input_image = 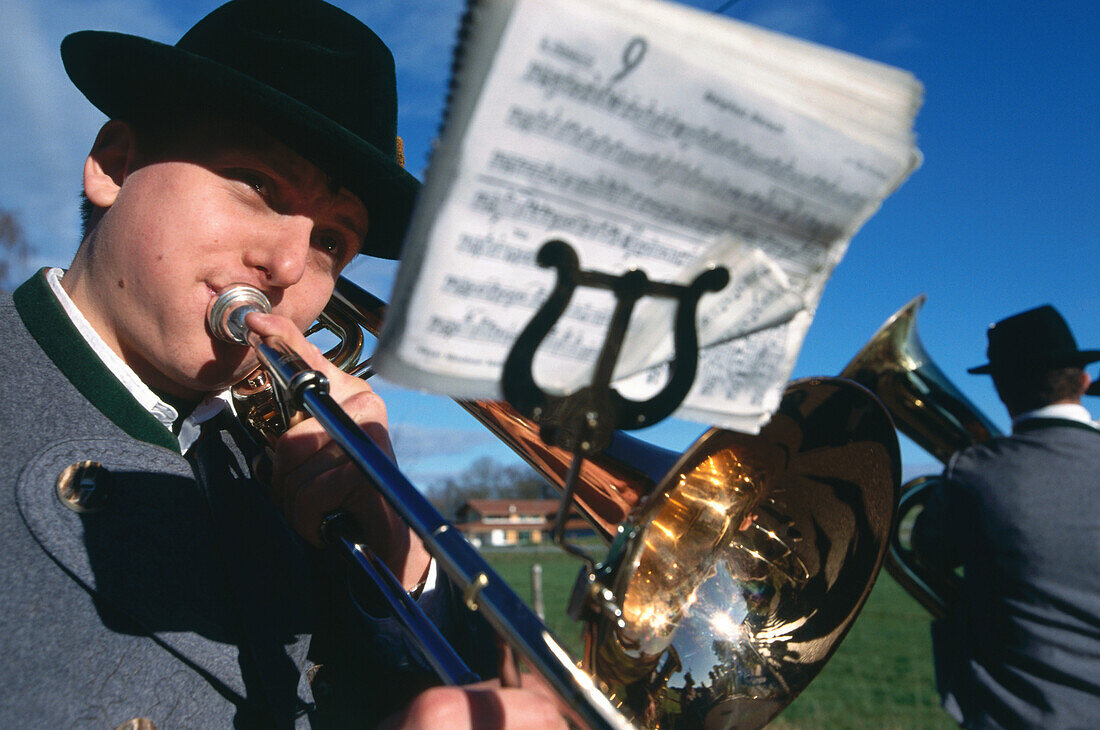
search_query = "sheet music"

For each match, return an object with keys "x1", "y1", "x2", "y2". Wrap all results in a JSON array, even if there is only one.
[{"x1": 376, "y1": 0, "x2": 922, "y2": 432}]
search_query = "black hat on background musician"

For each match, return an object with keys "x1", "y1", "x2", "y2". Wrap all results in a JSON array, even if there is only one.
[
  {"x1": 59, "y1": 0, "x2": 418, "y2": 260},
  {"x1": 968, "y1": 305, "x2": 1100, "y2": 378}
]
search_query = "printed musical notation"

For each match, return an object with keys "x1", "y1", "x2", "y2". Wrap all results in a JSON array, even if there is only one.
[{"x1": 376, "y1": 0, "x2": 922, "y2": 432}]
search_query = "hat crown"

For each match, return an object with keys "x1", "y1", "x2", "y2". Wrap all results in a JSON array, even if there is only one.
[
  {"x1": 176, "y1": 0, "x2": 397, "y2": 159},
  {"x1": 984, "y1": 305, "x2": 1081, "y2": 372}
]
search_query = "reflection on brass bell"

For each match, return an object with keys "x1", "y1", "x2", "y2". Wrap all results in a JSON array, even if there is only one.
[
  {"x1": 56, "y1": 460, "x2": 112, "y2": 513},
  {"x1": 114, "y1": 719, "x2": 157, "y2": 730}
]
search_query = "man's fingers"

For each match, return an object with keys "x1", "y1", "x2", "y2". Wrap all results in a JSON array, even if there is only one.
[
  {"x1": 278, "y1": 439, "x2": 348, "y2": 517},
  {"x1": 285, "y1": 462, "x2": 370, "y2": 547},
  {"x1": 240, "y1": 308, "x2": 413, "y2": 566},
  {"x1": 273, "y1": 431, "x2": 343, "y2": 492},
  {"x1": 378, "y1": 686, "x2": 569, "y2": 730},
  {"x1": 244, "y1": 310, "x2": 351, "y2": 390},
  {"x1": 271, "y1": 388, "x2": 393, "y2": 479},
  {"x1": 244, "y1": 311, "x2": 326, "y2": 362}
]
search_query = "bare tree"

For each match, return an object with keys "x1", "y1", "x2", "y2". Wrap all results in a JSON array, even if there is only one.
[
  {"x1": 427, "y1": 456, "x2": 555, "y2": 519},
  {"x1": 0, "y1": 209, "x2": 32, "y2": 292}
]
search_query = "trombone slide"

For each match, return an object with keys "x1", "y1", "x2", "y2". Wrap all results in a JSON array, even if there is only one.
[{"x1": 208, "y1": 283, "x2": 634, "y2": 730}]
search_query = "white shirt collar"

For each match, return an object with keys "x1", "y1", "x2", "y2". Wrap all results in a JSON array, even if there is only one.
[
  {"x1": 1012, "y1": 402, "x2": 1097, "y2": 430},
  {"x1": 46, "y1": 267, "x2": 227, "y2": 452}
]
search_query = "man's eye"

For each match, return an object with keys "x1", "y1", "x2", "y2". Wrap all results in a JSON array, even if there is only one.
[
  {"x1": 228, "y1": 169, "x2": 270, "y2": 197},
  {"x1": 243, "y1": 173, "x2": 269, "y2": 196},
  {"x1": 314, "y1": 232, "x2": 345, "y2": 258}
]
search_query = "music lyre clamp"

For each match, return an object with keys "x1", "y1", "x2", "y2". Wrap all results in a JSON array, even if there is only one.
[
  {"x1": 504, "y1": 239, "x2": 730, "y2": 456},
  {"x1": 501, "y1": 239, "x2": 728, "y2": 568}
]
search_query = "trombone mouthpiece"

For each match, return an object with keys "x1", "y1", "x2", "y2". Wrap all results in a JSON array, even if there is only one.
[{"x1": 207, "y1": 284, "x2": 271, "y2": 345}]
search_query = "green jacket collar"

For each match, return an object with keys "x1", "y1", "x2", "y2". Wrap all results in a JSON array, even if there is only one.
[{"x1": 13, "y1": 269, "x2": 180, "y2": 453}]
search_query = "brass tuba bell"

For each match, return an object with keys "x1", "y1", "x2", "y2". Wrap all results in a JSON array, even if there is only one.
[{"x1": 840, "y1": 294, "x2": 1003, "y2": 618}]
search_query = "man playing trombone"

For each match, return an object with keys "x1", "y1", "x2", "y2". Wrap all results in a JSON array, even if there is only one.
[
  {"x1": 912, "y1": 306, "x2": 1100, "y2": 729},
  {"x1": 0, "y1": 0, "x2": 565, "y2": 727}
]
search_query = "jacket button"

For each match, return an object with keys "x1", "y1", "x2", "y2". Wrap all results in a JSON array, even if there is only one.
[{"x1": 56, "y1": 460, "x2": 112, "y2": 513}]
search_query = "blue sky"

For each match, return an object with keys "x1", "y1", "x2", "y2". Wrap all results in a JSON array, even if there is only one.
[{"x1": 2, "y1": 0, "x2": 1096, "y2": 486}]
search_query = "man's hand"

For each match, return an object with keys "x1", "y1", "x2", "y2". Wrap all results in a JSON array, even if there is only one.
[
  {"x1": 378, "y1": 682, "x2": 570, "y2": 730},
  {"x1": 243, "y1": 310, "x2": 431, "y2": 589}
]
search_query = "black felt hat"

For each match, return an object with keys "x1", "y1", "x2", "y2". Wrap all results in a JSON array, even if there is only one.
[
  {"x1": 60, "y1": 0, "x2": 418, "y2": 259},
  {"x1": 968, "y1": 305, "x2": 1100, "y2": 375}
]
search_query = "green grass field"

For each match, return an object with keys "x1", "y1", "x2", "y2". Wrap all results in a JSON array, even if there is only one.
[{"x1": 483, "y1": 545, "x2": 956, "y2": 729}]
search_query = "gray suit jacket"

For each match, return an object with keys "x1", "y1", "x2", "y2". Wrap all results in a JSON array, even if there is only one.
[
  {"x1": 912, "y1": 416, "x2": 1100, "y2": 729},
  {"x1": 0, "y1": 273, "x2": 493, "y2": 728}
]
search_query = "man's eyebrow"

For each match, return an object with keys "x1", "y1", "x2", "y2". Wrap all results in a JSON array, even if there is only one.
[
  {"x1": 325, "y1": 176, "x2": 368, "y2": 234},
  {"x1": 216, "y1": 136, "x2": 366, "y2": 237},
  {"x1": 270, "y1": 159, "x2": 365, "y2": 232},
  {"x1": 334, "y1": 210, "x2": 368, "y2": 240}
]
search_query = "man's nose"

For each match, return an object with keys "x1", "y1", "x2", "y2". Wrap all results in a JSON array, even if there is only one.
[{"x1": 245, "y1": 215, "x2": 313, "y2": 287}]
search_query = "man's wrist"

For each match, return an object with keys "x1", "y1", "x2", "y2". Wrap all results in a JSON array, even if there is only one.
[
  {"x1": 409, "y1": 557, "x2": 436, "y2": 600},
  {"x1": 402, "y1": 532, "x2": 433, "y2": 591}
]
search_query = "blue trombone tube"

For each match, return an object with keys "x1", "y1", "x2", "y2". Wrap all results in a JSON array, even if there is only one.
[
  {"x1": 335, "y1": 530, "x2": 480, "y2": 686},
  {"x1": 297, "y1": 385, "x2": 632, "y2": 730}
]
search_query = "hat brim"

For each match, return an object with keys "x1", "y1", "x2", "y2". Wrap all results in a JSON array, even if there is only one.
[
  {"x1": 968, "y1": 349, "x2": 1100, "y2": 375},
  {"x1": 61, "y1": 30, "x2": 419, "y2": 259}
]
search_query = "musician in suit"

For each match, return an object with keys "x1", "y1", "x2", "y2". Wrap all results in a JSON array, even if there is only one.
[
  {"x1": 0, "y1": 1, "x2": 563, "y2": 727},
  {"x1": 912, "y1": 305, "x2": 1100, "y2": 729}
]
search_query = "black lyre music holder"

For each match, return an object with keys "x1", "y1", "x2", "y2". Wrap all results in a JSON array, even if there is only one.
[{"x1": 503, "y1": 239, "x2": 729, "y2": 457}]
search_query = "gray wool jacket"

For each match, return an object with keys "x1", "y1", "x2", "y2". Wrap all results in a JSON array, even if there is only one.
[
  {"x1": 0, "y1": 272, "x2": 493, "y2": 728},
  {"x1": 913, "y1": 415, "x2": 1100, "y2": 730}
]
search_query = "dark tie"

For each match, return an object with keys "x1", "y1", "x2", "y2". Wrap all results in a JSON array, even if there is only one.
[{"x1": 189, "y1": 414, "x2": 314, "y2": 726}]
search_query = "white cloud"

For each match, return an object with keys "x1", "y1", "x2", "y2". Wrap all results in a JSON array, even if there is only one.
[
  {"x1": 389, "y1": 421, "x2": 496, "y2": 461},
  {"x1": 871, "y1": 23, "x2": 923, "y2": 57},
  {"x1": 740, "y1": 0, "x2": 847, "y2": 45}
]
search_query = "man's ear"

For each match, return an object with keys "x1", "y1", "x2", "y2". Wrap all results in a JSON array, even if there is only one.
[
  {"x1": 83, "y1": 120, "x2": 139, "y2": 209},
  {"x1": 1077, "y1": 370, "x2": 1092, "y2": 399}
]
